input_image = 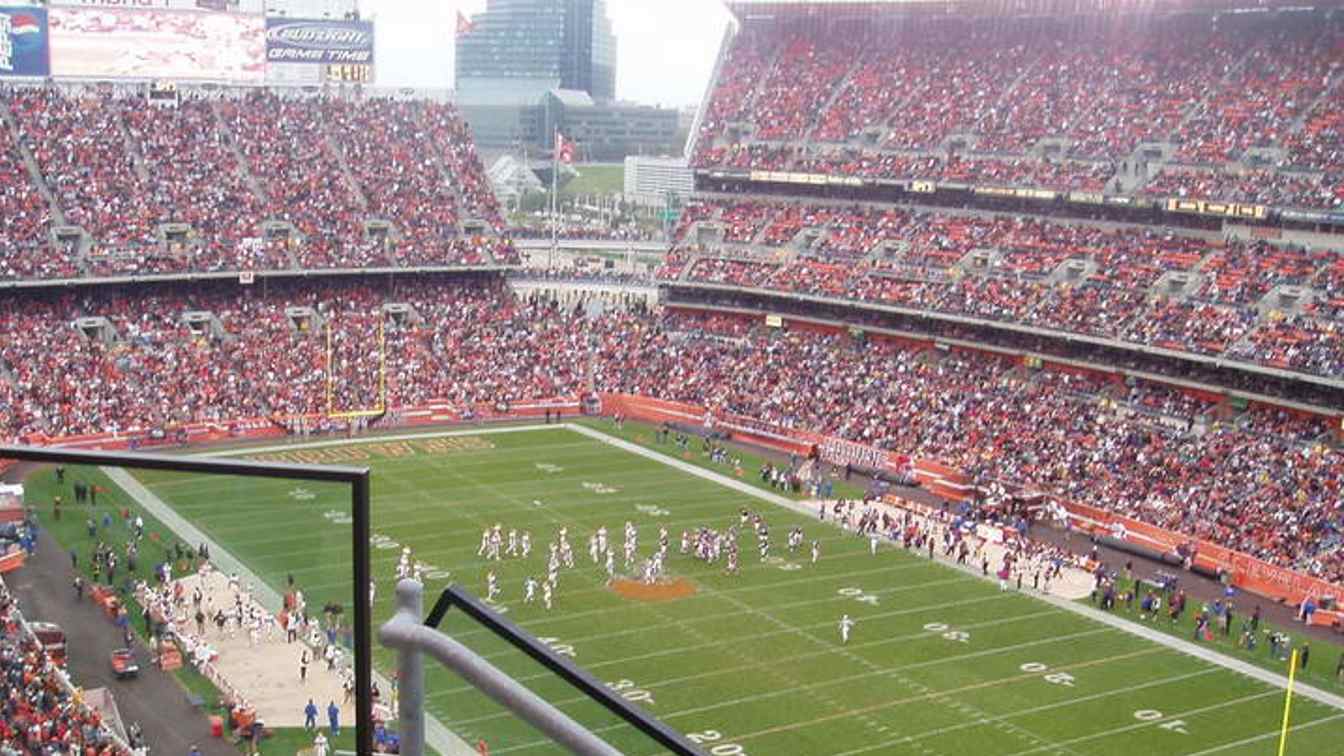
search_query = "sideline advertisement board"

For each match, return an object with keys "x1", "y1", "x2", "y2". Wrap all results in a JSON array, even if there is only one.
[
  {"x1": 49, "y1": 6, "x2": 264, "y2": 81},
  {"x1": 265, "y1": 17, "x2": 372, "y2": 65},
  {"x1": 0, "y1": 6, "x2": 49, "y2": 77}
]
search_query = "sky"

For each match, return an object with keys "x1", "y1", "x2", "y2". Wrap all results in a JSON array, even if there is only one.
[{"x1": 356, "y1": 0, "x2": 735, "y2": 109}]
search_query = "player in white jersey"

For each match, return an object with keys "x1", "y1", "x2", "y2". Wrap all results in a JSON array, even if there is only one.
[
  {"x1": 839, "y1": 614, "x2": 855, "y2": 645},
  {"x1": 542, "y1": 580, "x2": 553, "y2": 610},
  {"x1": 477, "y1": 529, "x2": 490, "y2": 557},
  {"x1": 486, "y1": 571, "x2": 500, "y2": 602},
  {"x1": 596, "y1": 526, "x2": 608, "y2": 554},
  {"x1": 524, "y1": 577, "x2": 537, "y2": 604},
  {"x1": 506, "y1": 529, "x2": 518, "y2": 556},
  {"x1": 521, "y1": 530, "x2": 532, "y2": 558},
  {"x1": 604, "y1": 549, "x2": 615, "y2": 581},
  {"x1": 589, "y1": 535, "x2": 600, "y2": 564},
  {"x1": 680, "y1": 530, "x2": 691, "y2": 554},
  {"x1": 870, "y1": 533, "x2": 880, "y2": 556},
  {"x1": 488, "y1": 527, "x2": 503, "y2": 561},
  {"x1": 811, "y1": 540, "x2": 821, "y2": 565}
]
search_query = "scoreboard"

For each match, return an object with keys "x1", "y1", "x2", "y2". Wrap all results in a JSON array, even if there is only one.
[{"x1": 326, "y1": 64, "x2": 372, "y2": 84}]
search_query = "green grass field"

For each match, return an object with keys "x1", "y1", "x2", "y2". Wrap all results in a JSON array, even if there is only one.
[
  {"x1": 561, "y1": 164, "x2": 625, "y2": 198},
  {"x1": 34, "y1": 422, "x2": 1344, "y2": 755}
]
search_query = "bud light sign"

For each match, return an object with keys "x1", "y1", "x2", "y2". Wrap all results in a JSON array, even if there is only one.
[
  {"x1": 0, "y1": 7, "x2": 49, "y2": 77},
  {"x1": 265, "y1": 18, "x2": 372, "y2": 65}
]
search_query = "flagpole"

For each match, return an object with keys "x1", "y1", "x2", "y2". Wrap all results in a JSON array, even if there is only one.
[{"x1": 550, "y1": 129, "x2": 559, "y2": 270}]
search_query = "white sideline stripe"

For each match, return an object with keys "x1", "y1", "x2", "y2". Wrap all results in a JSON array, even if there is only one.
[
  {"x1": 1179, "y1": 712, "x2": 1344, "y2": 755},
  {"x1": 565, "y1": 423, "x2": 802, "y2": 509},
  {"x1": 100, "y1": 466, "x2": 474, "y2": 756},
  {"x1": 1033, "y1": 594, "x2": 1344, "y2": 713},
  {"x1": 828, "y1": 667, "x2": 1223, "y2": 756},
  {"x1": 567, "y1": 424, "x2": 1344, "y2": 714},
  {"x1": 193, "y1": 423, "x2": 561, "y2": 458}
]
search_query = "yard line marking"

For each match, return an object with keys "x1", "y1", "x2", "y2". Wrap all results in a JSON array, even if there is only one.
[
  {"x1": 829, "y1": 667, "x2": 1222, "y2": 756},
  {"x1": 1179, "y1": 712, "x2": 1344, "y2": 755},
  {"x1": 488, "y1": 644, "x2": 1161, "y2": 755},
  {"x1": 1000, "y1": 690, "x2": 1285, "y2": 755},
  {"x1": 682, "y1": 646, "x2": 1161, "y2": 744},
  {"x1": 442, "y1": 608, "x2": 1068, "y2": 722},
  {"x1": 571, "y1": 424, "x2": 1344, "y2": 715},
  {"x1": 428, "y1": 594, "x2": 1046, "y2": 700},
  {"x1": 400, "y1": 450, "x2": 1078, "y2": 753},
  {"x1": 647, "y1": 627, "x2": 1117, "y2": 721},
  {"x1": 430, "y1": 575, "x2": 996, "y2": 670}
]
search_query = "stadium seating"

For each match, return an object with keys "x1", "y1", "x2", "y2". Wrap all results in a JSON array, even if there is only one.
[
  {"x1": 1, "y1": 279, "x2": 1341, "y2": 584},
  {"x1": 0, "y1": 86, "x2": 512, "y2": 280},
  {"x1": 661, "y1": 196, "x2": 1344, "y2": 380},
  {"x1": 691, "y1": 12, "x2": 1344, "y2": 208}
]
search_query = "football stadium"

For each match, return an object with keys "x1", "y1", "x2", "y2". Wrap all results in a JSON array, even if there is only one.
[{"x1": 3, "y1": 0, "x2": 1344, "y2": 754}]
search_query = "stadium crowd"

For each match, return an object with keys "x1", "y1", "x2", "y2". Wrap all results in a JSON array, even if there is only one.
[
  {"x1": 0, "y1": 579, "x2": 130, "y2": 755},
  {"x1": 666, "y1": 197, "x2": 1344, "y2": 377},
  {"x1": 0, "y1": 278, "x2": 1341, "y2": 583},
  {"x1": 0, "y1": 86, "x2": 514, "y2": 279},
  {"x1": 691, "y1": 12, "x2": 1344, "y2": 207}
]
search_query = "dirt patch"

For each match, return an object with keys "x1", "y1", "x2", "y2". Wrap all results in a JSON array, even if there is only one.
[
  {"x1": 160, "y1": 571, "x2": 357, "y2": 728},
  {"x1": 611, "y1": 576, "x2": 698, "y2": 603}
]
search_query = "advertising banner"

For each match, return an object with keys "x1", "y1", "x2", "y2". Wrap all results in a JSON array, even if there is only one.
[
  {"x1": 265, "y1": 17, "x2": 372, "y2": 65},
  {"x1": 49, "y1": 6, "x2": 264, "y2": 81},
  {"x1": 52, "y1": 0, "x2": 264, "y2": 12},
  {"x1": 0, "y1": 6, "x2": 49, "y2": 77}
]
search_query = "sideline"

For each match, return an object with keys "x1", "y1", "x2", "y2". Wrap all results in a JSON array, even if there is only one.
[
  {"x1": 100, "y1": 466, "x2": 476, "y2": 756},
  {"x1": 565, "y1": 423, "x2": 1344, "y2": 714}
]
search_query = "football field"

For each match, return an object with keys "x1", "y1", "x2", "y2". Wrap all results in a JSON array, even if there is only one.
[{"x1": 108, "y1": 423, "x2": 1344, "y2": 755}]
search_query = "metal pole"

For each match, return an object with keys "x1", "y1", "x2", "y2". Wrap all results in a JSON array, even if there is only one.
[
  {"x1": 393, "y1": 580, "x2": 424, "y2": 756},
  {"x1": 381, "y1": 610, "x2": 621, "y2": 756},
  {"x1": 352, "y1": 472, "x2": 374, "y2": 756},
  {"x1": 423, "y1": 586, "x2": 699, "y2": 755},
  {"x1": 550, "y1": 129, "x2": 559, "y2": 271}
]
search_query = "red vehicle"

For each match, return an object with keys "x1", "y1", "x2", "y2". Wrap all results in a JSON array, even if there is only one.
[
  {"x1": 110, "y1": 649, "x2": 139, "y2": 679},
  {"x1": 29, "y1": 622, "x2": 66, "y2": 667}
]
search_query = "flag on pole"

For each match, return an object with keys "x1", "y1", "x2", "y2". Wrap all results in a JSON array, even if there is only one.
[
  {"x1": 456, "y1": 11, "x2": 475, "y2": 37},
  {"x1": 554, "y1": 131, "x2": 575, "y2": 164}
]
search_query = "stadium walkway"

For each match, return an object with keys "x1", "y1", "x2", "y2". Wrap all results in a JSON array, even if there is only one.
[
  {"x1": 102, "y1": 466, "x2": 479, "y2": 756},
  {"x1": 11, "y1": 524, "x2": 236, "y2": 756}
]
